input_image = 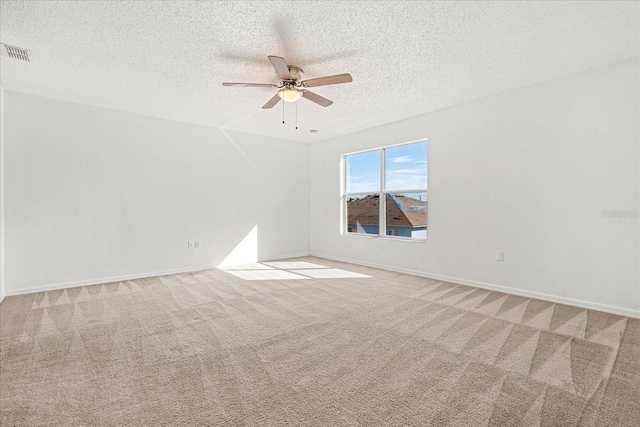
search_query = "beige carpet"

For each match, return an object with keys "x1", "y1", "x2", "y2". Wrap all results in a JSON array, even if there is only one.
[{"x1": 1, "y1": 257, "x2": 638, "y2": 426}]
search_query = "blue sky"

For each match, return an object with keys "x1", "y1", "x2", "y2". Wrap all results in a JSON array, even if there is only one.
[{"x1": 346, "y1": 142, "x2": 427, "y2": 193}]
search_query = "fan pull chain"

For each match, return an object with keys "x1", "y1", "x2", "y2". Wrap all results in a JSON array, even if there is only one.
[
  {"x1": 282, "y1": 100, "x2": 285, "y2": 124},
  {"x1": 295, "y1": 101, "x2": 298, "y2": 130}
]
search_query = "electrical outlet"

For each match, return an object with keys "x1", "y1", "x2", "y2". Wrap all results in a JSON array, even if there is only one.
[
  {"x1": 194, "y1": 241, "x2": 200, "y2": 249},
  {"x1": 496, "y1": 251, "x2": 504, "y2": 262},
  {"x1": 188, "y1": 241, "x2": 194, "y2": 249}
]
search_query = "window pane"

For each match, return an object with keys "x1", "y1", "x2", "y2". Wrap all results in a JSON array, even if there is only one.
[
  {"x1": 346, "y1": 194, "x2": 380, "y2": 235},
  {"x1": 385, "y1": 142, "x2": 427, "y2": 191},
  {"x1": 385, "y1": 192, "x2": 427, "y2": 239},
  {"x1": 346, "y1": 151, "x2": 380, "y2": 193}
]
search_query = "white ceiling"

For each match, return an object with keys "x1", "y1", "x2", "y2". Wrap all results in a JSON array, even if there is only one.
[{"x1": 1, "y1": 1, "x2": 638, "y2": 143}]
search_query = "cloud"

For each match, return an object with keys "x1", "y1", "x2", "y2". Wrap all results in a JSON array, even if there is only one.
[
  {"x1": 386, "y1": 177, "x2": 427, "y2": 190},
  {"x1": 391, "y1": 156, "x2": 414, "y2": 163},
  {"x1": 347, "y1": 181, "x2": 380, "y2": 192},
  {"x1": 390, "y1": 167, "x2": 427, "y2": 174},
  {"x1": 386, "y1": 166, "x2": 427, "y2": 190}
]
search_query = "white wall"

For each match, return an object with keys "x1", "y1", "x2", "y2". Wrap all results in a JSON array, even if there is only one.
[
  {"x1": 0, "y1": 85, "x2": 5, "y2": 302},
  {"x1": 3, "y1": 92, "x2": 309, "y2": 295},
  {"x1": 310, "y1": 59, "x2": 640, "y2": 316}
]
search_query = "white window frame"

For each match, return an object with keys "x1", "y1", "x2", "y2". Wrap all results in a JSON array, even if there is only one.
[{"x1": 341, "y1": 139, "x2": 428, "y2": 241}]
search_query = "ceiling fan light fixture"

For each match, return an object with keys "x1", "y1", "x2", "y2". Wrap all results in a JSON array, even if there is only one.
[{"x1": 278, "y1": 88, "x2": 301, "y2": 102}]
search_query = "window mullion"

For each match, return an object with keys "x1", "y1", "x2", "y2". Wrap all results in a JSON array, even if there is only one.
[
  {"x1": 344, "y1": 191, "x2": 381, "y2": 196},
  {"x1": 379, "y1": 148, "x2": 386, "y2": 237},
  {"x1": 341, "y1": 155, "x2": 346, "y2": 234},
  {"x1": 386, "y1": 188, "x2": 428, "y2": 194}
]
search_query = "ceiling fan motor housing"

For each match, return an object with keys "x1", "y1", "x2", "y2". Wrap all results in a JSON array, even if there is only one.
[{"x1": 286, "y1": 66, "x2": 303, "y2": 83}]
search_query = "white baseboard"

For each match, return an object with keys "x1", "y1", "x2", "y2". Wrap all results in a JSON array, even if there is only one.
[
  {"x1": 2, "y1": 252, "x2": 314, "y2": 298},
  {"x1": 5, "y1": 251, "x2": 638, "y2": 319},
  {"x1": 261, "y1": 252, "x2": 311, "y2": 262},
  {"x1": 310, "y1": 252, "x2": 640, "y2": 319},
  {"x1": 3, "y1": 264, "x2": 215, "y2": 297},
  {"x1": 0, "y1": 288, "x2": 5, "y2": 304}
]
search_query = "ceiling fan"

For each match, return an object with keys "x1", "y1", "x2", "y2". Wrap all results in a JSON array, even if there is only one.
[{"x1": 222, "y1": 56, "x2": 353, "y2": 109}]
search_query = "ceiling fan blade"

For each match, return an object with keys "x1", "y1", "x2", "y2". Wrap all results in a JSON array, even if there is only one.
[
  {"x1": 262, "y1": 93, "x2": 282, "y2": 109},
  {"x1": 268, "y1": 55, "x2": 291, "y2": 80},
  {"x1": 302, "y1": 73, "x2": 353, "y2": 87},
  {"x1": 301, "y1": 90, "x2": 333, "y2": 107},
  {"x1": 223, "y1": 82, "x2": 276, "y2": 87}
]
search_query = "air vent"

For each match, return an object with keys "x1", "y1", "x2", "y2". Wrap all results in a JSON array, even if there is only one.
[{"x1": 1, "y1": 43, "x2": 30, "y2": 61}]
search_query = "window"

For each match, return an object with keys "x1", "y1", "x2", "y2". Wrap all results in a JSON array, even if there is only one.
[{"x1": 343, "y1": 140, "x2": 427, "y2": 240}]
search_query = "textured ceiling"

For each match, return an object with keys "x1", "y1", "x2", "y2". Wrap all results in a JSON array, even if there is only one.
[{"x1": 1, "y1": 1, "x2": 638, "y2": 143}]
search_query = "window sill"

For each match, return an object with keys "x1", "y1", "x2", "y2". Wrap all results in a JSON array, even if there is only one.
[{"x1": 341, "y1": 233, "x2": 427, "y2": 243}]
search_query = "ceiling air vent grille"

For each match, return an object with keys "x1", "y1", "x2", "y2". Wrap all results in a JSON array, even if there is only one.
[{"x1": 1, "y1": 43, "x2": 30, "y2": 61}]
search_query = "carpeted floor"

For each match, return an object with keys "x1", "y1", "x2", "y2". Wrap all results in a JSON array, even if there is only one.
[{"x1": 1, "y1": 257, "x2": 638, "y2": 426}]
